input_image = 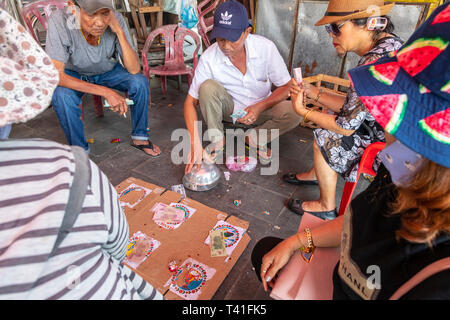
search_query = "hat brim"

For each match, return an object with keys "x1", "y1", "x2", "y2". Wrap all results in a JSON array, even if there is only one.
[
  {"x1": 78, "y1": 1, "x2": 115, "y2": 15},
  {"x1": 315, "y1": 3, "x2": 395, "y2": 26},
  {"x1": 348, "y1": 54, "x2": 450, "y2": 168},
  {"x1": 83, "y1": 6, "x2": 114, "y2": 15},
  {"x1": 210, "y1": 25, "x2": 246, "y2": 42}
]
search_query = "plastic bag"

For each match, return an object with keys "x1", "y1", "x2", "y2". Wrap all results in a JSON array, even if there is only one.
[
  {"x1": 225, "y1": 156, "x2": 257, "y2": 173},
  {"x1": 162, "y1": 0, "x2": 180, "y2": 15},
  {"x1": 180, "y1": 0, "x2": 198, "y2": 29}
]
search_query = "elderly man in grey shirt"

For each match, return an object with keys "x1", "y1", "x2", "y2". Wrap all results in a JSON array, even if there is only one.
[{"x1": 46, "y1": 0, "x2": 161, "y2": 156}]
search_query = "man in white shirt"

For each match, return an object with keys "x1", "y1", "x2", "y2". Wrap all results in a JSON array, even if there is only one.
[{"x1": 184, "y1": 0, "x2": 301, "y2": 173}]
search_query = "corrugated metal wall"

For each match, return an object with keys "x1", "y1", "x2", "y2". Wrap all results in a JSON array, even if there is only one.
[{"x1": 255, "y1": 0, "x2": 444, "y2": 78}]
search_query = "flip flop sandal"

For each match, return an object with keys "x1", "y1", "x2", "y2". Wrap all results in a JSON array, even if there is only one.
[
  {"x1": 282, "y1": 173, "x2": 319, "y2": 186},
  {"x1": 204, "y1": 144, "x2": 224, "y2": 163},
  {"x1": 130, "y1": 139, "x2": 161, "y2": 158},
  {"x1": 245, "y1": 143, "x2": 272, "y2": 165},
  {"x1": 287, "y1": 199, "x2": 338, "y2": 220}
]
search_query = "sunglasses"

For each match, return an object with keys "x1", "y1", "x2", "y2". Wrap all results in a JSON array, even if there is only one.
[{"x1": 325, "y1": 21, "x2": 348, "y2": 36}]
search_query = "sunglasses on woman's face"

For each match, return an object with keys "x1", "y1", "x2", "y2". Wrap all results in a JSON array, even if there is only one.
[{"x1": 325, "y1": 21, "x2": 348, "y2": 36}]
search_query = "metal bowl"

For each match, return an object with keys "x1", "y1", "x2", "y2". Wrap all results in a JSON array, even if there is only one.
[{"x1": 182, "y1": 163, "x2": 222, "y2": 192}]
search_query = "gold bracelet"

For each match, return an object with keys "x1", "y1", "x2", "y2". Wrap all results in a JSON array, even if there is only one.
[
  {"x1": 304, "y1": 227, "x2": 315, "y2": 250},
  {"x1": 314, "y1": 88, "x2": 323, "y2": 103},
  {"x1": 299, "y1": 227, "x2": 316, "y2": 263},
  {"x1": 303, "y1": 109, "x2": 314, "y2": 123},
  {"x1": 297, "y1": 228, "x2": 315, "y2": 254}
]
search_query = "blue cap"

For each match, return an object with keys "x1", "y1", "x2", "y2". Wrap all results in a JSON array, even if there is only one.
[{"x1": 210, "y1": 0, "x2": 251, "y2": 42}]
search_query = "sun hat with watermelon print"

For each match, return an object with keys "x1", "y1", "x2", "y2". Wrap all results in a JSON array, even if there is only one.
[{"x1": 348, "y1": 3, "x2": 450, "y2": 168}]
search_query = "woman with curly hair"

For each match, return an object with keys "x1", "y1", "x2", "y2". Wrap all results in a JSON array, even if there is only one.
[{"x1": 253, "y1": 3, "x2": 450, "y2": 299}]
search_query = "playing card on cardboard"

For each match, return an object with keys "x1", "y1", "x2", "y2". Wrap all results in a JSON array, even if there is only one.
[
  {"x1": 164, "y1": 258, "x2": 216, "y2": 300},
  {"x1": 118, "y1": 183, "x2": 152, "y2": 209},
  {"x1": 170, "y1": 202, "x2": 197, "y2": 220},
  {"x1": 123, "y1": 231, "x2": 161, "y2": 270}
]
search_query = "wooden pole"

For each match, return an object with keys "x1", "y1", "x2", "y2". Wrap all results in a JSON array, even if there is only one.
[{"x1": 288, "y1": 0, "x2": 301, "y2": 72}]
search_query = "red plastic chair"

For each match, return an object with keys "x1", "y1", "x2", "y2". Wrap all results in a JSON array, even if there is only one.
[
  {"x1": 197, "y1": 0, "x2": 224, "y2": 48},
  {"x1": 21, "y1": 0, "x2": 104, "y2": 120},
  {"x1": 338, "y1": 142, "x2": 386, "y2": 216},
  {"x1": 142, "y1": 24, "x2": 201, "y2": 97},
  {"x1": 21, "y1": 0, "x2": 66, "y2": 44}
]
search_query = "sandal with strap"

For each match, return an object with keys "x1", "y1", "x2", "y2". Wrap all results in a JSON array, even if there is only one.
[
  {"x1": 287, "y1": 198, "x2": 338, "y2": 220},
  {"x1": 282, "y1": 173, "x2": 319, "y2": 186},
  {"x1": 130, "y1": 139, "x2": 161, "y2": 158},
  {"x1": 245, "y1": 143, "x2": 272, "y2": 165}
]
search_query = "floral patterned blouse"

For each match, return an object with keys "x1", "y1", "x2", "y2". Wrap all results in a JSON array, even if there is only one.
[{"x1": 314, "y1": 36, "x2": 403, "y2": 182}]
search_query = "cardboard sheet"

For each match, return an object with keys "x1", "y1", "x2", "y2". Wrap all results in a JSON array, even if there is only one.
[{"x1": 116, "y1": 177, "x2": 251, "y2": 300}]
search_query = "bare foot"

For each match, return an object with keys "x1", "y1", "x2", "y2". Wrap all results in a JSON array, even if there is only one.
[
  {"x1": 245, "y1": 137, "x2": 272, "y2": 160},
  {"x1": 301, "y1": 200, "x2": 335, "y2": 212},
  {"x1": 295, "y1": 170, "x2": 316, "y2": 182}
]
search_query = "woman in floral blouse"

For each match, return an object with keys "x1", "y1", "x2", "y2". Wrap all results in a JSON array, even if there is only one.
[{"x1": 284, "y1": 0, "x2": 403, "y2": 219}]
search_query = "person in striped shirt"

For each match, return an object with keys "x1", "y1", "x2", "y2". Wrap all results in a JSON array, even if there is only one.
[{"x1": 0, "y1": 7, "x2": 163, "y2": 300}]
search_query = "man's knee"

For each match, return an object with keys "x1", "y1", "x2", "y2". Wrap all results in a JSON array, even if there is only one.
[
  {"x1": 52, "y1": 86, "x2": 82, "y2": 111},
  {"x1": 277, "y1": 101, "x2": 302, "y2": 126},
  {"x1": 198, "y1": 79, "x2": 224, "y2": 102},
  {"x1": 127, "y1": 73, "x2": 149, "y2": 95}
]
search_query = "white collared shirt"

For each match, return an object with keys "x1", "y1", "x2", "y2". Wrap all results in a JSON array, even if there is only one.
[{"x1": 188, "y1": 34, "x2": 291, "y2": 111}]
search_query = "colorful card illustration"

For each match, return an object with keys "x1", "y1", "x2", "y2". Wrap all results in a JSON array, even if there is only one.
[
  {"x1": 123, "y1": 231, "x2": 161, "y2": 269},
  {"x1": 204, "y1": 221, "x2": 247, "y2": 256},
  {"x1": 164, "y1": 258, "x2": 216, "y2": 300},
  {"x1": 118, "y1": 183, "x2": 152, "y2": 209}
]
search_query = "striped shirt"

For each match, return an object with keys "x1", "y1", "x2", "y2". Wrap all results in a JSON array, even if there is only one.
[{"x1": 0, "y1": 139, "x2": 163, "y2": 300}]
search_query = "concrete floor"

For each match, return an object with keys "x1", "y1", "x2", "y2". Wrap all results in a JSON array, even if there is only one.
[{"x1": 10, "y1": 77, "x2": 369, "y2": 300}]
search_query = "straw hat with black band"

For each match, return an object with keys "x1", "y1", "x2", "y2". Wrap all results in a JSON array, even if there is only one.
[{"x1": 315, "y1": 0, "x2": 395, "y2": 26}]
